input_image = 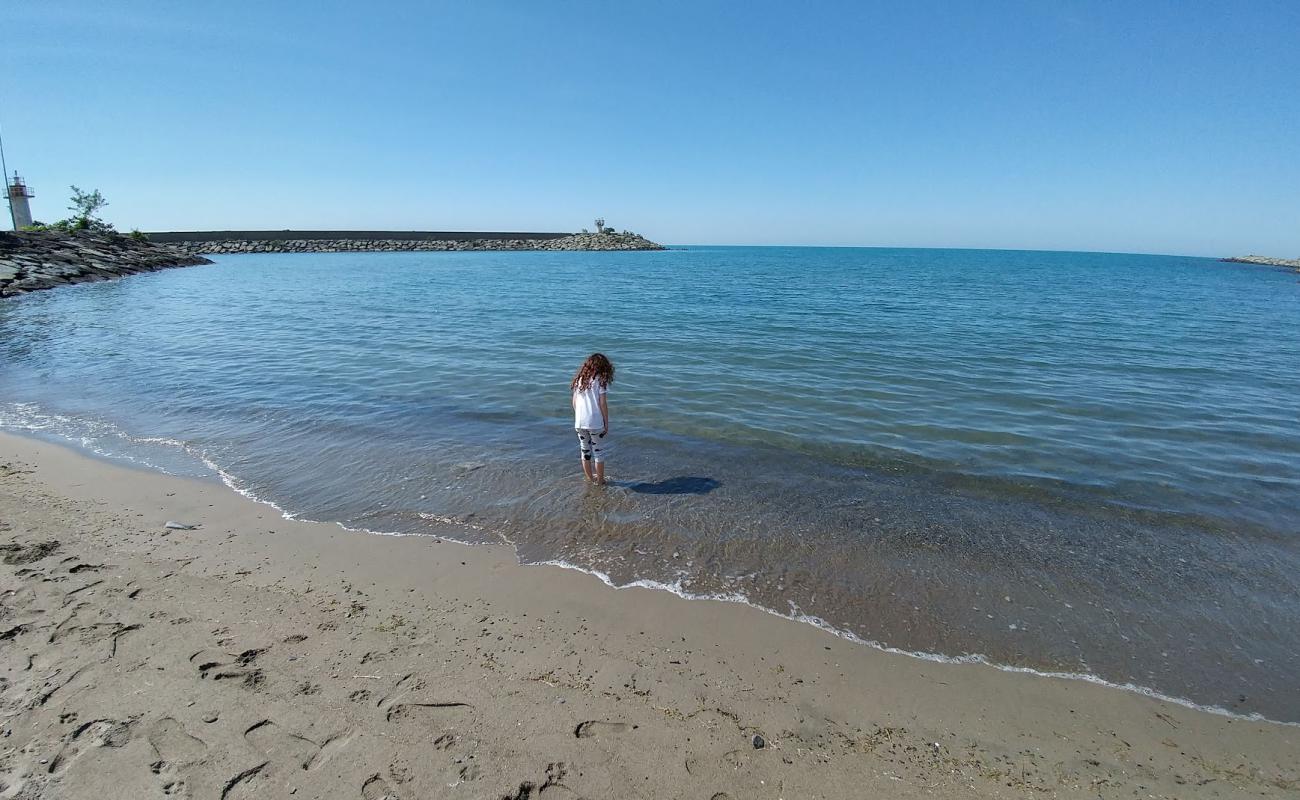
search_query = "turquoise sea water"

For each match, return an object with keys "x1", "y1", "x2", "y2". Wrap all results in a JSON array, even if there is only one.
[{"x1": 1, "y1": 246, "x2": 1297, "y2": 721}]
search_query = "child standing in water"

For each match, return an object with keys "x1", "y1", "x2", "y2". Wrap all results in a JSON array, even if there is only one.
[{"x1": 571, "y1": 352, "x2": 614, "y2": 484}]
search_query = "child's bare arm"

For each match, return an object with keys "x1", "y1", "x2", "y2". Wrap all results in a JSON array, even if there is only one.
[{"x1": 599, "y1": 394, "x2": 609, "y2": 434}]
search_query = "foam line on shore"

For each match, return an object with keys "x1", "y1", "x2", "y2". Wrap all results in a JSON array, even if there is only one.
[
  {"x1": 1, "y1": 405, "x2": 1296, "y2": 729},
  {"x1": 0, "y1": 403, "x2": 201, "y2": 475},
  {"x1": 530, "y1": 558, "x2": 1297, "y2": 729}
]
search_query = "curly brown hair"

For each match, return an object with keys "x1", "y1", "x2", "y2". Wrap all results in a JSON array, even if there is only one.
[{"x1": 571, "y1": 352, "x2": 615, "y2": 392}]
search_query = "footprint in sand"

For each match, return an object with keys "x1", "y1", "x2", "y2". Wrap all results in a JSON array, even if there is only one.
[
  {"x1": 147, "y1": 717, "x2": 208, "y2": 765},
  {"x1": 377, "y1": 672, "x2": 473, "y2": 725},
  {"x1": 47, "y1": 620, "x2": 141, "y2": 660},
  {"x1": 220, "y1": 762, "x2": 270, "y2": 800},
  {"x1": 500, "y1": 762, "x2": 577, "y2": 799},
  {"x1": 384, "y1": 701, "x2": 473, "y2": 723},
  {"x1": 47, "y1": 718, "x2": 135, "y2": 776},
  {"x1": 310, "y1": 731, "x2": 354, "y2": 772},
  {"x1": 145, "y1": 719, "x2": 206, "y2": 798},
  {"x1": 0, "y1": 622, "x2": 30, "y2": 642},
  {"x1": 362, "y1": 772, "x2": 400, "y2": 800},
  {"x1": 189, "y1": 647, "x2": 267, "y2": 690},
  {"x1": 0, "y1": 540, "x2": 60, "y2": 565},
  {"x1": 387, "y1": 759, "x2": 414, "y2": 785},
  {"x1": 244, "y1": 719, "x2": 353, "y2": 772},
  {"x1": 574, "y1": 720, "x2": 634, "y2": 739},
  {"x1": 150, "y1": 759, "x2": 187, "y2": 797},
  {"x1": 244, "y1": 720, "x2": 318, "y2": 771},
  {"x1": 66, "y1": 562, "x2": 108, "y2": 574}
]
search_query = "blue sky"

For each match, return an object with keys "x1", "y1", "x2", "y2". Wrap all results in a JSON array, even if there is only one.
[{"x1": 3, "y1": 1, "x2": 1297, "y2": 255}]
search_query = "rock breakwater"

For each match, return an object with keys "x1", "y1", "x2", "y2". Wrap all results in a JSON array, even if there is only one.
[
  {"x1": 0, "y1": 231, "x2": 212, "y2": 299},
  {"x1": 1221, "y1": 255, "x2": 1300, "y2": 270},
  {"x1": 164, "y1": 230, "x2": 665, "y2": 256}
]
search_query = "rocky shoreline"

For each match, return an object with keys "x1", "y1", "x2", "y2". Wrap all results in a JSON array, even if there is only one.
[
  {"x1": 164, "y1": 230, "x2": 665, "y2": 256},
  {"x1": 1, "y1": 230, "x2": 666, "y2": 299},
  {"x1": 0, "y1": 231, "x2": 212, "y2": 298},
  {"x1": 1221, "y1": 254, "x2": 1300, "y2": 270}
]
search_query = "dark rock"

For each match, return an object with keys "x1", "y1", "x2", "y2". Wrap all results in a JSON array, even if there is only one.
[
  {"x1": 160, "y1": 230, "x2": 666, "y2": 256},
  {"x1": 0, "y1": 231, "x2": 212, "y2": 299},
  {"x1": 752, "y1": 734, "x2": 766, "y2": 749}
]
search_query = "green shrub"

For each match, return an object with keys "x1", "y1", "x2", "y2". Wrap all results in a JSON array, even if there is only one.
[{"x1": 55, "y1": 186, "x2": 116, "y2": 233}]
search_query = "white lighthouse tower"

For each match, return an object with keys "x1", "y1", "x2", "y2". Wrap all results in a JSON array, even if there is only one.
[{"x1": 6, "y1": 172, "x2": 34, "y2": 229}]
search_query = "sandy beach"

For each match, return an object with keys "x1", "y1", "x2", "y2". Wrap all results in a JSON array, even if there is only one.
[
  {"x1": 7, "y1": 5, "x2": 1298, "y2": 797},
  {"x1": 0, "y1": 430, "x2": 1295, "y2": 799}
]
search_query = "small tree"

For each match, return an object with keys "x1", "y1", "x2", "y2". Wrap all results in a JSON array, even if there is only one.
[
  {"x1": 65, "y1": 186, "x2": 113, "y2": 232},
  {"x1": 594, "y1": 217, "x2": 606, "y2": 233}
]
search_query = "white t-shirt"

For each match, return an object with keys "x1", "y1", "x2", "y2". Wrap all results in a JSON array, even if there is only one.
[{"x1": 573, "y1": 380, "x2": 607, "y2": 430}]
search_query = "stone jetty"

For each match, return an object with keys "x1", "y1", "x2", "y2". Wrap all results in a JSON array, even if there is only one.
[
  {"x1": 0, "y1": 231, "x2": 212, "y2": 298},
  {"x1": 0, "y1": 229, "x2": 666, "y2": 299},
  {"x1": 156, "y1": 230, "x2": 665, "y2": 256},
  {"x1": 1221, "y1": 255, "x2": 1300, "y2": 270}
]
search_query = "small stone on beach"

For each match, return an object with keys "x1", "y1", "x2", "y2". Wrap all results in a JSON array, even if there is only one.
[
  {"x1": 164, "y1": 520, "x2": 198, "y2": 530},
  {"x1": 752, "y1": 734, "x2": 766, "y2": 749}
]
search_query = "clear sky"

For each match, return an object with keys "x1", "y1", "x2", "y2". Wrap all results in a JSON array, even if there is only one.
[{"x1": 3, "y1": 1, "x2": 1297, "y2": 255}]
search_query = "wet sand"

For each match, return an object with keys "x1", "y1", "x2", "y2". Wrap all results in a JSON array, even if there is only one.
[{"x1": 0, "y1": 430, "x2": 1295, "y2": 799}]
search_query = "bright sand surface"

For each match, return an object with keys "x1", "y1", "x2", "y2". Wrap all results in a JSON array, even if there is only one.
[{"x1": 0, "y1": 431, "x2": 1295, "y2": 799}]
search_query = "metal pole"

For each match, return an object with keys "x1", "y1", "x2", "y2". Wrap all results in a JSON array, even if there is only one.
[{"x1": 0, "y1": 120, "x2": 14, "y2": 230}]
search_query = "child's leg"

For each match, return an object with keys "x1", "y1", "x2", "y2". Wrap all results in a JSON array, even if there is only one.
[
  {"x1": 593, "y1": 431, "x2": 607, "y2": 484},
  {"x1": 577, "y1": 430, "x2": 595, "y2": 481}
]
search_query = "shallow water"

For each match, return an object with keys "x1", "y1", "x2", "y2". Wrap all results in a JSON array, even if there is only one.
[{"x1": 2, "y1": 246, "x2": 1297, "y2": 721}]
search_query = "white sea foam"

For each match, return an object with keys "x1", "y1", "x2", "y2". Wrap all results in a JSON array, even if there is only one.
[
  {"x1": 529, "y1": 557, "x2": 1300, "y2": 729},
  {"x1": 0, "y1": 403, "x2": 199, "y2": 475},
  {"x1": 2, "y1": 405, "x2": 1295, "y2": 729}
]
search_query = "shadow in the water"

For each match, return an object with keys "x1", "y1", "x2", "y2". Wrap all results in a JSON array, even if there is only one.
[{"x1": 624, "y1": 476, "x2": 722, "y2": 495}]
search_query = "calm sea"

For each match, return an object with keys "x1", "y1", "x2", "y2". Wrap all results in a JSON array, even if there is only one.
[{"x1": 2, "y1": 246, "x2": 1297, "y2": 722}]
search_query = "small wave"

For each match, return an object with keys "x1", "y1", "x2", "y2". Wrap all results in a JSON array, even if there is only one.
[
  {"x1": 531, "y1": 558, "x2": 1300, "y2": 729},
  {"x1": 0, "y1": 403, "x2": 203, "y2": 476},
  {"x1": 418, "y1": 512, "x2": 487, "y2": 532}
]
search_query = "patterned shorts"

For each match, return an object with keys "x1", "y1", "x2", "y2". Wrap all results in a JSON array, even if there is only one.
[{"x1": 575, "y1": 428, "x2": 609, "y2": 463}]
